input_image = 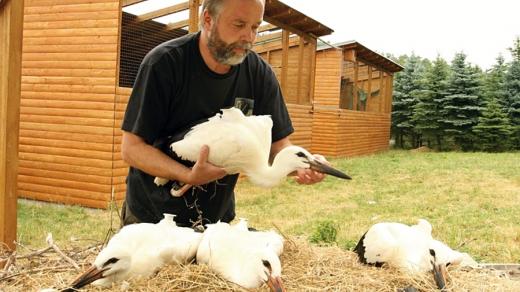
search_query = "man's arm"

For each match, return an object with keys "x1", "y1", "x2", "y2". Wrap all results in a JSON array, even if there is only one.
[
  {"x1": 270, "y1": 136, "x2": 325, "y2": 185},
  {"x1": 121, "y1": 131, "x2": 226, "y2": 186}
]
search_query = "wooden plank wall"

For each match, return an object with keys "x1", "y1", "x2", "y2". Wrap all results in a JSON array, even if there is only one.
[
  {"x1": 311, "y1": 108, "x2": 339, "y2": 156},
  {"x1": 312, "y1": 49, "x2": 394, "y2": 157},
  {"x1": 18, "y1": 0, "x2": 121, "y2": 208},
  {"x1": 313, "y1": 49, "x2": 342, "y2": 106},
  {"x1": 336, "y1": 110, "x2": 390, "y2": 156},
  {"x1": 256, "y1": 36, "x2": 313, "y2": 105}
]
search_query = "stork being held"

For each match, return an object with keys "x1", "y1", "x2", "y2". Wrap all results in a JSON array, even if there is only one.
[
  {"x1": 196, "y1": 221, "x2": 285, "y2": 291},
  {"x1": 354, "y1": 219, "x2": 466, "y2": 290},
  {"x1": 154, "y1": 107, "x2": 351, "y2": 196},
  {"x1": 63, "y1": 214, "x2": 202, "y2": 291}
]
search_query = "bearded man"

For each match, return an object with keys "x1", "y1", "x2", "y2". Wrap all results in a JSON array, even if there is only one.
[{"x1": 120, "y1": 0, "x2": 325, "y2": 227}]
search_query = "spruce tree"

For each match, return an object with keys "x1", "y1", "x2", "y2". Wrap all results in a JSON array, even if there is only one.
[
  {"x1": 473, "y1": 98, "x2": 513, "y2": 152},
  {"x1": 483, "y1": 55, "x2": 508, "y2": 108},
  {"x1": 392, "y1": 54, "x2": 425, "y2": 148},
  {"x1": 412, "y1": 56, "x2": 450, "y2": 150},
  {"x1": 504, "y1": 58, "x2": 520, "y2": 148},
  {"x1": 438, "y1": 52, "x2": 483, "y2": 151}
]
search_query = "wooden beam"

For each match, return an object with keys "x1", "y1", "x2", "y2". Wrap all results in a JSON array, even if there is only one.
[
  {"x1": 1, "y1": 0, "x2": 24, "y2": 251},
  {"x1": 166, "y1": 19, "x2": 190, "y2": 31},
  {"x1": 255, "y1": 31, "x2": 282, "y2": 44},
  {"x1": 263, "y1": 16, "x2": 312, "y2": 42},
  {"x1": 122, "y1": 0, "x2": 146, "y2": 7},
  {"x1": 188, "y1": 0, "x2": 200, "y2": 33},
  {"x1": 378, "y1": 70, "x2": 384, "y2": 113},
  {"x1": 137, "y1": 2, "x2": 190, "y2": 22},
  {"x1": 280, "y1": 29, "x2": 289, "y2": 98},
  {"x1": 296, "y1": 36, "x2": 304, "y2": 104},
  {"x1": 353, "y1": 60, "x2": 359, "y2": 110},
  {"x1": 258, "y1": 23, "x2": 277, "y2": 33},
  {"x1": 366, "y1": 65, "x2": 372, "y2": 111},
  {"x1": 308, "y1": 40, "x2": 317, "y2": 105}
]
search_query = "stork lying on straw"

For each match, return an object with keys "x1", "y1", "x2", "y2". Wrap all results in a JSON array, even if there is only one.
[
  {"x1": 154, "y1": 107, "x2": 351, "y2": 196},
  {"x1": 196, "y1": 221, "x2": 285, "y2": 292},
  {"x1": 354, "y1": 219, "x2": 467, "y2": 290},
  {"x1": 63, "y1": 214, "x2": 202, "y2": 291}
]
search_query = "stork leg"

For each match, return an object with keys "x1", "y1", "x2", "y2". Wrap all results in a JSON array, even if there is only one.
[{"x1": 170, "y1": 183, "x2": 192, "y2": 197}]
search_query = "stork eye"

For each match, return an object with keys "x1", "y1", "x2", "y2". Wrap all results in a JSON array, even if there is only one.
[
  {"x1": 295, "y1": 151, "x2": 306, "y2": 158},
  {"x1": 262, "y1": 259, "x2": 272, "y2": 272},
  {"x1": 102, "y1": 257, "x2": 120, "y2": 267}
]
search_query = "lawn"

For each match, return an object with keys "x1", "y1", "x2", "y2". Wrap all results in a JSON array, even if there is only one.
[{"x1": 17, "y1": 150, "x2": 520, "y2": 263}]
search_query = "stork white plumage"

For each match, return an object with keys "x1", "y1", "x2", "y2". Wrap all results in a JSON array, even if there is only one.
[
  {"x1": 154, "y1": 107, "x2": 350, "y2": 196},
  {"x1": 65, "y1": 214, "x2": 202, "y2": 291},
  {"x1": 196, "y1": 221, "x2": 285, "y2": 292},
  {"x1": 354, "y1": 219, "x2": 465, "y2": 290}
]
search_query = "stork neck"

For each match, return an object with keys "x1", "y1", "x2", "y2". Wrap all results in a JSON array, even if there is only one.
[{"x1": 247, "y1": 155, "x2": 295, "y2": 187}]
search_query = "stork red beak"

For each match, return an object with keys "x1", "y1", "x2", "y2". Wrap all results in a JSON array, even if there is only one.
[
  {"x1": 64, "y1": 265, "x2": 108, "y2": 291},
  {"x1": 308, "y1": 159, "x2": 351, "y2": 180},
  {"x1": 266, "y1": 275, "x2": 285, "y2": 292}
]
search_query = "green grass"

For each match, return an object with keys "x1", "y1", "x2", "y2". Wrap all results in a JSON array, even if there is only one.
[{"x1": 16, "y1": 150, "x2": 520, "y2": 263}]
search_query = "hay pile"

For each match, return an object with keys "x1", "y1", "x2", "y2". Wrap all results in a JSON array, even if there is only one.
[{"x1": 1, "y1": 236, "x2": 518, "y2": 291}]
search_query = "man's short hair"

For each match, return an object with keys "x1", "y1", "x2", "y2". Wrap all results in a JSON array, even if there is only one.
[{"x1": 199, "y1": 0, "x2": 226, "y2": 30}]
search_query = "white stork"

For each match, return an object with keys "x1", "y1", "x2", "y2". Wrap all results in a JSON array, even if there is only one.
[
  {"x1": 354, "y1": 219, "x2": 465, "y2": 290},
  {"x1": 154, "y1": 107, "x2": 350, "y2": 196},
  {"x1": 64, "y1": 214, "x2": 202, "y2": 290},
  {"x1": 196, "y1": 221, "x2": 285, "y2": 292}
]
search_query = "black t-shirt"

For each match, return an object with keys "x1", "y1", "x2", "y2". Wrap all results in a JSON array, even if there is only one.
[{"x1": 121, "y1": 32, "x2": 293, "y2": 227}]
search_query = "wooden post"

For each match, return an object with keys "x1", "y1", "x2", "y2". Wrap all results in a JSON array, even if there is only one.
[
  {"x1": 188, "y1": 0, "x2": 200, "y2": 33},
  {"x1": 308, "y1": 40, "x2": 317, "y2": 106},
  {"x1": 378, "y1": 70, "x2": 384, "y2": 113},
  {"x1": 353, "y1": 60, "x2": 359, "y2": 111},
  {"x1": 280, "y1": 29, "x2": 289, "y2": 98},
  {"x1": 1, "y1": 0, "x2": 24, "y2": 251},
  {"x1": 366, "y1": 65, "x2": 372, "y2": 111},
  {"x1": 296, "y1": 36, "x2": 304, "y2": 104}
]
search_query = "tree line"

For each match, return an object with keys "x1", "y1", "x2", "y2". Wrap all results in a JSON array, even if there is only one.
[{"x1": 390, "y1": 37, "x2": 520, "y2": 152}]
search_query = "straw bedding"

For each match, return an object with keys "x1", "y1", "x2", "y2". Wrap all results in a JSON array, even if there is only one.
[{"x1": 1, "y1": 236, "x2": 518, "y2": 291}]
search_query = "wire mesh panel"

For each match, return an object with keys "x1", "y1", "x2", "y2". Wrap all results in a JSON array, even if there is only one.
[{"x1": 119, "y1": 12, "x2": 188, "y2": 88}]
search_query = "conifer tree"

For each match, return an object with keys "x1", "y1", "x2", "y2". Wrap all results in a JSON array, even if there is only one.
[
  {"x1": 473, "y1": 98, "x2": 513, "y2": 151},
  {"x1": 412, "y1": 56, "x2": 449, "y2": 150},
  {"x1": 504, "y1": 58, "x2": 520, "y2": 148},
  {"x1": 392, "y1": 54, "x2": 425, "y2": 148},
  {"x1": 438, "y1": 52, "x2": 483, "y2": 151},
  {"x1": 483, "y1": 55, "x2": 508, "y2": 108}
]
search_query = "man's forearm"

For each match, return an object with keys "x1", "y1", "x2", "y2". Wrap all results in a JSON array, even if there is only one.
[{"x1": 121, "y1": 132, "x2": 191, "y2": 183}]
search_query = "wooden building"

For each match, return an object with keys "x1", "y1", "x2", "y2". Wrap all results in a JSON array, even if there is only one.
[
  {"x1": 312, "y1": 41, "x2": 402, "y2": 157},
  {"x1": 18, "y1": 0, "x2": 332, "y2": 208}
]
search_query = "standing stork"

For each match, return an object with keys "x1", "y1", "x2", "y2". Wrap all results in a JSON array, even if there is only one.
[
  {"x1": 155, "y1": 107, "x2": 351, "y2": 196},
  {"x1": 63, "y1": 214, "x2": 202, "y2": 291}
]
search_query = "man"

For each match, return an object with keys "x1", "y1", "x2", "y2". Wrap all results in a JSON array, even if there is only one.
[{"x1": 120, "y1": 0, "x2": 325, "y2": 227}]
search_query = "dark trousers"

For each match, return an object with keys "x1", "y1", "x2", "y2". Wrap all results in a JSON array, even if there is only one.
[{"x1": 120, "y1": 200, "x2": 141, "y2": 228}]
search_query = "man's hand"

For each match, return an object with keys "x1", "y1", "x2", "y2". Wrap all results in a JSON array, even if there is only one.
[
  {"x1": 294, "y1": 154, "x2": 327, "y2": 185},
  {"x1": 187, "y1": 145, "x2": 227, "y2": 185}
]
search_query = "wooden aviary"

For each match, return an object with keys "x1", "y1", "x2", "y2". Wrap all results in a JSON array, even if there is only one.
[{"x1": 312, "y1": 41, "x2": 403, "y2": 157}]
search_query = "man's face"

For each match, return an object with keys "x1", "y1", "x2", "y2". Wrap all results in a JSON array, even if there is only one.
[{"x1": 206, "y1": 0, "x2": 264, "y2": 65}]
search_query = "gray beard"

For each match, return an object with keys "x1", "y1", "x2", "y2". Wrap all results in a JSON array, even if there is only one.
[{"x1": 207, "y1": 28, "x2": 252, "y2": 66}]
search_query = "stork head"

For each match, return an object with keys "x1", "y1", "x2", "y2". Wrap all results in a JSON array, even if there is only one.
[
  {"x1": 257, "y1": 250, "x2": 285, "y2": 292},
  {"x1": 68, "y1": 248, "x2": 131, "y2": 289},
  {"x1": 275, "y1": 146, "x2": 351, "y2": 180}
]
